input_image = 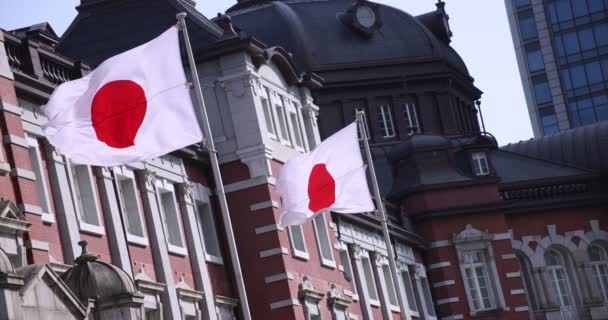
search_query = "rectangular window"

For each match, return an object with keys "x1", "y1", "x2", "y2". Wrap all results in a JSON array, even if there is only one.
[
  {"x1": 353, "y1": 108, "x2": 370, "y2": 140},
  {"x1": 420, "y1": 276, "x2": 436, "y2": 316},
  {"x1": 403, "y1": 103, "x2": 421, "y2": 134},
  {"x1": 555, "y1": 0, "x2": 573, "y2": 22},
  {"x1": 339, "y1": 248, "x2": 357, "y2": 293},
  {"x1": 157, "y1": 181, "x2": 186, "y2": 254},
  {"x1": 526, "y1": 46, "x2": 544, "y2": 72},
  {"x1": 313, "y1": 213, "x2": 335, "y2": 267},
  {"x1": 514, "y1": 0, "x2": 530, "y2": 8},
  {"x1": 595, "y1": 24, "x2": 608, "y2": 48},
  {"x1": 540, "y1": 108, "x2": 561, "y2": 134},
  {"x1": 289, "y1": 225, "x2": 309, "y2": 260},
  {"x1": 532, "y1": 75, "x2": 552, "y2": 105},
  {"x1": 578, "y1": 28, "x2": 595, "y2": 52},
  {"x1": 377, "y1": 105, "x2": 396, "y2": 138},
  {"x1": 462, "y1": 251, "x2": 496, "y2": 312},
  {"x1": 472, "y1": 152, "x2": 490, "y2": 176},
  {"x1": 275, "y1": 101, "x2": 290, "y2": 142},
  {"x1": 197, "y1": 202, "x2": 222, "y2": 262},
  {"x1": 518, "y1": 11, "x2": 538, "y2": 40},
  {"x1": 261, "y1": 95, "x2": 277, "y2": 138},
  {"x1": 382, "y1": 265, "x2": 398, "y2": 306},
  {"x1": 588, "y1": 0, "x2": 605, "y2": 13},
  {"x1": 115, "y1": 168, "x2": 146, "y2": 244},
  {"x1": 401, "y1": 269, "x2": 418, "y2": 312},
  {"x1": 70, "y1": 163, "x2": 103, "y2": 233},
  {"x1": 290, "y1": 112, "x2": 304, "y2": 148},
  {"x1": 361, "y1": 256, "x2": 379, "y2": 301},
  {"x1": 26, "y1": 135, "x2": 54, "y2": 223}
]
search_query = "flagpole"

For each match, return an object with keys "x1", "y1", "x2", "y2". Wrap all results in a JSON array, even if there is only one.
[
  {"x1": 356, "y1": 111, "x2": 408, "y2": 319},
  {"x1": 176, "y1": 13, "x2": 252, "y2": 320}
]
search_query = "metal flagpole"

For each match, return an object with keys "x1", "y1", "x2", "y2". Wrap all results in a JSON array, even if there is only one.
[
  {"x1": 176, "y1": 13, "x2": 252, "y2": 320},
  {"x1": 356, "y1": 111, "x2": 408, "y2": 320}
]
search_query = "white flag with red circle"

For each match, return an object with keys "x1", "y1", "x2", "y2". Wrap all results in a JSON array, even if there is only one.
[
  {"x1": 275, "y1": 122, "x2": 375, "y2": 227},
  {"x1": 42, "y1": 26, "x2": 202, "y2": 166}
]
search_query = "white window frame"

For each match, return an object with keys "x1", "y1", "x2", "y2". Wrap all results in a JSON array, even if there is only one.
[
  {"x1": 380, "y1": 263, "x2": 400, "y2": 311},
  {"x1": 338, "y1": 242, "x2": 358, "y2": 300},
  {"x1": 65, "y1": 159, "x2": 104, "y2": 235},
  {"x1": 377, "y1": 104, "x2": 396, "y2": 138},
  {"x1": 353, "y1": 108, "x2": 370, "y2": 140},
  {"x1": 192, "y1": 182, "x2": 223, "y2": 264},
  {"x1": 589, "y1": 244, "x2": 608, "y2": 302},
  {"x1": 25, "y1": 134, "x2": 55, "y2": 224},
  {"x1": 312, "y1": 212, "x2": 336, "y2": 268},
  {"x1": 417, "y1": 271, "x2": 437, "y2": 319},
  {"x1": 156, "y1": 179, "x2": 187, "y2": 256},
  {"x1": 545, "y1": 249, "x2": 574, "y2": 308},
  {"x1": 472, "y1": 152, "x2": 490, "y2": 176},
  {"x1": 403, "y1": 103, "x2": 421, "y2": 134},
  {"x1": 272, "y1": 92, "x2": 292, "y2": 145},
  {"x1": 360, "y1": 253, "x2": 381, "y2": 307},
  {"x1": 261, "y1": 88, "x2": 278, "y2": 140},
  {"x1": 288, "y1": 108, "x2": 305, "y2": 151},
  {"x1": 462, "y1": 250, "x2": 496, "y2": 312},
  {"x1": 114, "y1": 166, "x2": 147, "y2": 246},
  {"x1": 288, "y1": 224, "x2": 309, "y2": 260},
  {"x1": 398, "y1": 264, "x2": 419, "y2": 317}
]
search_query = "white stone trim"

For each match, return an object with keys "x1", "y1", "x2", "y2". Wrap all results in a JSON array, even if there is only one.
[
  {"x1": 19, "y1": 204, "x2": 42, "y2": 215},
  {"x1": 506, "y1": 272, "x2": 520, "y2": 278},
  {"x1": 264, "y1": 272, "x2": 293, "y2": 284},
  {"x1": 510, "y1": 289, "x2": 525, "y2": 295},
  {"x1": 224, "y1": 176, "x2": 276, "y2": 193},
  {"x1": 250, "y1": 200, "x2": 280, "y2": 211},
  {"x1": 255, "y1": 224, "x2": 283, "y2": 235},
  {"x1": 259, "y1": 247, "x2": 289, "y2": 258},
  {"x1": 0, "y1": 101, "x2": 22, "y2": 115},
  {"x1": 25, "y1": 240, "x2": 49, "y2": 251},
  {"x1": 436, "y1": 297, "x2": 459, "y2": 305},
  {"x1": 430, "y1": 240, "x2": 451, "y2": 248},
  {"x1": 441, "y1": 315, "x2": 464, "y2": 320},
  {"x1": 11, "y1": 168, "x2": 36, "y2": 181},
  {"x1": 514, "y1": 306, "x2": 529, "y2": 312},
  {"x1": 3, "y1": 134, "x2": 29, "y2": 148},
  {"x1": 270, "y1": 298, "x2": 299, "y2": 310},
  {"x1": 501, "y1": 253, "x2": 517, "y2": 260},
  {"x1": 429, "y1": 261, "x2": 451, "y2": 270},
  {"x1": 433, "y1": 280, "x2": 455, "y2": 288},
  {"x1": 493, "y1": 232, "x2": 512, "y2": 241}
]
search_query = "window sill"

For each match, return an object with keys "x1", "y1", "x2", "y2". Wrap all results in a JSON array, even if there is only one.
[
  {"x1": 0, "y1": 162, "x2": 10, "y2": 175},
  {"x1": 205, "y1": 254, "x2": 224, "y2": 265},
  {"x1": 79, "y1": 222, "x2": 105, "y2": 236},
  {"x1": 390, "y1": 305, "x2": 401, "y2": 313},
  {"x1": 168, "y1": 244, "x2": 188, "y2": 257},
  {"x1": 343, "y1": 289, "x2": 358, "y2": 301},
  {"x1": 41, "y1": 212, "x2": 55, "y2": 224},
  {"x1": 127, "y1": 234, "x2": 149, "y2": 247},
  {"x1": 321, "y1": 259, "x2": 337, "y2": 269},
  {"x1": 470, "y1": 307, "x2": 506, "y2": 318},
  {"x1": 409, "y1": 310, "x2": 420, "y2": 317},
  {"x1": 292, "y1": 251, "x2": 310, "y2": 261},
  {"x1": 369, "y1": 299, "x2": 381, "y2": 308}
]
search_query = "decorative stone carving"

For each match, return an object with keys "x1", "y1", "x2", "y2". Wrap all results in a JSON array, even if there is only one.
[
  {"x1": 350, "y1": 244, "x2": 364, "y2": 261},
  {"x1": 328, "y1": 284, "x2": 351, "y2": 308},
  {"x1": 374, "y1": 253, "x2": 388, "y2": 267},
  {"x1": 141, "y1": 170, "x2": 157, "y2": 191},
  {"x1": 453, "y1": 224, "x2": 493, "y2": 244},
  {"x1": 181, "y1": 180, "x2": 194, "y2": 203},
  {"x1": 299, "y1": 276, "x2": 324, "y2": 301}
]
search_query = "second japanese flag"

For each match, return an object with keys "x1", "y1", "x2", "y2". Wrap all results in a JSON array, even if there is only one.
[{"x1": 275, "y1": 122, "x2": 375, "y2": 227}]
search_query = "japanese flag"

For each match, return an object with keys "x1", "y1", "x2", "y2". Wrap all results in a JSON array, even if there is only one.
[
  {"x1": 275, "y1": 122, "x2": 375, "y2": 227},
  {"x1": 42, "y1": 26, "x2": 203, "y2": 166}
]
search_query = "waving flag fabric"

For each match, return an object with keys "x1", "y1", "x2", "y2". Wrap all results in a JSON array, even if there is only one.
[
  {"x1": 275, "y1": 122, "x2": 375, "y2": 227},
  {"x1": 43, "y1": 26, "x2": 202, "y2": 166}
]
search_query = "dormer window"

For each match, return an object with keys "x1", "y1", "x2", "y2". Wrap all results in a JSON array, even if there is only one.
[
  {"x1": 341, "y1": 0, "x2": 382, "y2": 37},
  {"x1": 403, "y1": 103, "x2": 421, "y2": 134},
  {"x1": 472, "y1": 152, "x2": 490, "y2": 176},
  {"x1": 377, "y1": 105, "x2": 396, "y2": 138}
]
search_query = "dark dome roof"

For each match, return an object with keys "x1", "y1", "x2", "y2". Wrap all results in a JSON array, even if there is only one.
[
  {"x1": 226, "y1": 0, "x2": 469, "y2": 74},
  {"x1": 61, "y1": 246, "x2": 136, "y2": 303}
]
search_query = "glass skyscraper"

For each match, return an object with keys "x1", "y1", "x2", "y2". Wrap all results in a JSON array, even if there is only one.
[{"x1": 506, "y1": 0, "x2": 608, "y2": 137}]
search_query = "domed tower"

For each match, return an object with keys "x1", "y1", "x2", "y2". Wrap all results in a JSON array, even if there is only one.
[{"x1": 225, "y1": 0, "x2": 493, "y2": 222}]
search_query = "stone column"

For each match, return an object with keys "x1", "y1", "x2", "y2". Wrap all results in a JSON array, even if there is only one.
[
  {"x1": 349, "y1": 244, "x2": 374, "y2": 320},
  {"x1": 94, "y1": 167, "x2": 132, "y2": 277},
  {"x1": 177, "y1": 181, "x2": 218, "y2": 320},
  {"x1": 44, "y1": 146, "x2": 80, "y2": 263},
  {"x1": 136, "y1": 169, "x2": 182, "y2": 320},
  {"x1": 372, "y1": 253, "x2": 393, "y2": 320}
]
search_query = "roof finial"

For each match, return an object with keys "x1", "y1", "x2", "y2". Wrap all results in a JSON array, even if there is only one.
[
  {"x1": 75, "y1": 240, "x2": 98, "y2": 264},
  {"x1": 436, "y1": 0, "x2": 446, "y2": 11},
  {"x1": 216, "y1": 14, "x2": 239, "y2": 41}
]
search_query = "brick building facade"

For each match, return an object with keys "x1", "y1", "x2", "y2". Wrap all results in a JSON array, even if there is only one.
[{"x1": 0, "y1": 0, "x2": 607, "y2": 320}]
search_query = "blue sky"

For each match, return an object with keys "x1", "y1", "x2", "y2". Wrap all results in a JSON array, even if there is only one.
[{"x1": 0, "y1": 0, "x2": 533, "y2": 145}]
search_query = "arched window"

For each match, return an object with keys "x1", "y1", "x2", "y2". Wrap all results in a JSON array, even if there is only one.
[
  {"x1": 588, "y1": 244, "x2": 608, "y2": 301},
  {"x1": 516, "y1": 252, "x2": 539, "y2": 313},
  {"x1": 545, "y1": 249, "x2": 573, "y2": 307}
]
